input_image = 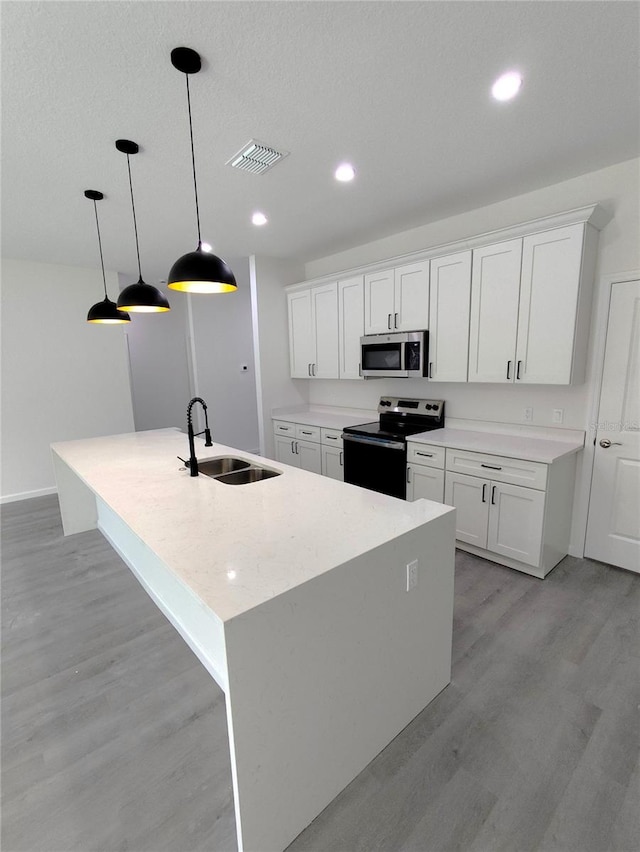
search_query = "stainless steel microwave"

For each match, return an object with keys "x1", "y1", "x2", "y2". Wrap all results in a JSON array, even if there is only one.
[{"x1": 360, "y1": 331, "x2": 428, "y2": 378}]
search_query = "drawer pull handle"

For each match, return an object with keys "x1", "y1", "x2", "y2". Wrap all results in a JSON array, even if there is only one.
[
  {"x1": 481, "y1": 463, "x2": 502, "y2": 470},
  {"x1": 301, "y1": 431, "x2": 313, "y2": 435},
  {"x1": 482, "y1": 484, "x2": 486, "y2": 503},
  {"x1": 491, "y1": 485, "x2": 497, "y2": 505},
  {"x1": 416, "y1": 452, "x2": 433, "y2": 457},
  {"x1": 326, "y1": 435, "x2": 338, "y2": 440}
]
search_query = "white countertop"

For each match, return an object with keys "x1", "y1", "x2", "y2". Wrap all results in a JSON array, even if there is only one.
[
  {"x1": 408, "y1": 427, "x2": 584, "y2": 463},
  {"x1": 52, "y1": 429, "x2": 451, "y2": 624},
  {"x1": 272, "y1": 404, "x2": 377, "y2": 430}
]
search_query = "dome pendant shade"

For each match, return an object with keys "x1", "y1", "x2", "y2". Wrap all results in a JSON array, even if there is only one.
[
  {"x1": 87, "y1": 296, "x2": 131, "y2": 324},
  {"x1": 167, "y1": 244, "x2": 237, "y2": 293},
  {"x1": 117, "y1": 277, "x2": 171, "y2": 312}
]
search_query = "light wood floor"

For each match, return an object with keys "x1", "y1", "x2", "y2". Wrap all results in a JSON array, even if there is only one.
[{"x1": 2, "y1": 495, "x2": 638, "y2": 852}]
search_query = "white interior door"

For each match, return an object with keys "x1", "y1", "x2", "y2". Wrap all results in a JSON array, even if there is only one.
[{"x1": 585, "y1": 279, "x2": 640, "y2": 573}]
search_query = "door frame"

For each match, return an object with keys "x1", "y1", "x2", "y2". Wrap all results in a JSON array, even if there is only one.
[{"x1": 577, "y1": 268, "x2": 640, "y2": 558}]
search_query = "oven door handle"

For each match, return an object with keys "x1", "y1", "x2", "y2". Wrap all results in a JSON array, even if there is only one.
[{"x1": 342, "y1": 434, "x2": 405, "y2": 451}]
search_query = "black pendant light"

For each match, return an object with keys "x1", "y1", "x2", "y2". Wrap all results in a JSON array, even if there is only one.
[
  {"x1": 115, "y1": 139, "x2": 171, "y2": 313},
  {"x1": 85, "y1": 190, "x2": 131, "y2": 324},
  {"x1": 167, "y1": 47, "x2": 237, "y2": 294}
]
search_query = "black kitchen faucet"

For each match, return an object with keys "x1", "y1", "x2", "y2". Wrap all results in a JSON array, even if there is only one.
[{"x1": 182, "y1": 397, "x2": 213, "y2": 476}]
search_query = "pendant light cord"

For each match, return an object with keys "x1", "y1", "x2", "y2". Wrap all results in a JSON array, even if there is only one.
[
  {"x1": 92, "y1": 199, "x2": 108, "y2": 299},
  {"x1": 125, "y1": 153, "x2": 143, "y2": 280},
  {"x1": 185, "y1": 74, "x2": 202, "y2": 244}
]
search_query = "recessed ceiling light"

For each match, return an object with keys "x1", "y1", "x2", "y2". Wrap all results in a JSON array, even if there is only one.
[
  {"x1": 252, "y1": 212, "x2": 268, "y2": 226},
  {"x1": 335, "y1": 163, "x2": 355, "y2": 182},
  {"x1": 492, "y1": 71, "x2": 523, "y2": 101},
  {"x1": 201, "y1": 242, "x2": 212, "y2": 252}
]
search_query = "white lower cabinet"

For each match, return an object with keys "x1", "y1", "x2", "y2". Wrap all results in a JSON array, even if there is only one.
[
  {"x1": 273, "y1": 422, "x2": 343, "y2": 479},
  {"x1": 322, "y1": 445, "x2": 344, "y2": 481},
  {"x1": 407, "y1": 465, "x2": 444, "y2": 503},
  {"x1": 443, "y1": 447, "x2": 576, "y2": 578}
]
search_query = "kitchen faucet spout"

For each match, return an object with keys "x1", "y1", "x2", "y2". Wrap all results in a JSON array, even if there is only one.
[{"x1": 186, "y1": 397, "x2": 213, "y2": 476}]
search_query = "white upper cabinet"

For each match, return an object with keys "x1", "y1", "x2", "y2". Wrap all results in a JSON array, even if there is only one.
[
  {"x1": 311, "y1": 283, "x2": 339, "y2": 379},
  {"x1": 515, "y1": 224, "x2": 586, "y2": 384},
  {"x1": 287, "y1": 289, "x2": 314, "y2": 378},
  {"x1": 364, "y1": 262, "x2": 429, "y2": 334},
  {"x1": 364, "y1": 270, "x2": 395, "y2": 334},
  {"x1": 468, "y1": 239, "x2": 523, "y2": 383},
  {"x1": 288, "y1": 283, "x2": 339, "y2": 379},
  {"x1": 338, "y1": 275, "x2": 364, "y2": 380},
  {"x1": 428, "y1": 251, "x2": 471, "y2": 382},
  {"x1": 394, "y1": 262, "x2": 429, "y2": 331}
]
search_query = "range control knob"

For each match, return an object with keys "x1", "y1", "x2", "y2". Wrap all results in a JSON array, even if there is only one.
[{"x1": 425, "y1": 404, "x2": 432, "y2": 410}]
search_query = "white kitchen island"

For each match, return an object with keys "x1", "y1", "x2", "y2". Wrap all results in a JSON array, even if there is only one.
[{"x1": 51, "y1": 428, "x2": 455, "y2": 852}]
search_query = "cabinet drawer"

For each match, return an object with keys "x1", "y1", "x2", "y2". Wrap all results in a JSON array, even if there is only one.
[
  {"x1": 445, "y1": 448, "x2": 547, "y2": 490},
  {"x1": 321, "y1": 428, "x2": 344, "y2": 448},
  {"x1": 407, "y1": 443, "x2": 445, "y2": 469},
  {"x1": 273, "y1": 420, "x2": 296, "y2": 436},
  {"x1": 296, "y1": 424, "x2": 321, "y2": 443}
]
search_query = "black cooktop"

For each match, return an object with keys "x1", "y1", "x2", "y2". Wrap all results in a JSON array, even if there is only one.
[
  {"x1": 343, "y1": 420, "x2": 440, "y2": 442},
  {"x1": 343, "y1": 396, "x2": 445, "y2": 444}
]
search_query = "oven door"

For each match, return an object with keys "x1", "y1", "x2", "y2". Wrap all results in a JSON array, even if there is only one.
[{"x1": 342, "y1": 434, "x2": 407, "y2": 499}]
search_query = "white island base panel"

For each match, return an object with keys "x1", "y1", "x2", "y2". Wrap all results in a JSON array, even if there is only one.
[{"x1": 52, "y1": 440, "x2": 455, "y2": 852}]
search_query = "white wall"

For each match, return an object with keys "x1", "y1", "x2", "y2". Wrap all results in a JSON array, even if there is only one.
[
  {"x1": 299, "y1": 158, "x2": 640, "y2": 555},
  {"x1": 1, "y1": 258, "x2": 135, "y2": 501},
  {"x1": 189, "y1": 258, "x2": 260, "y2": 452},
  {"x1": 123, "y1": 276, "x2": 192, "y2": 432},
  {"x1": 250, "y1": 255, "x2": 307, "y2": 458}
]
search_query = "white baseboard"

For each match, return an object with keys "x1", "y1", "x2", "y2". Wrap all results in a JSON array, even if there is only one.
[{"x1": 1, "y1": 486, "x2": 58, "y2": 504}]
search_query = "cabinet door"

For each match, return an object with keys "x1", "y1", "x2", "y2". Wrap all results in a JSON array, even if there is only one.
[
  {"x1": 287, "y1": 290, "x2": 313, "y2": 378},
  {"x1": 487, "y1": 482, "x2": 545, "y2": 567},
  {"x1": 322, "y1": 446, "x2": 344, "y2": 481},
  {"x1": 428, "y1": 251, "x2": 471, "y2": 382},
  {"x1": 310, "y1": 282, "x2": 339, "y2": 378},
  {"x1": 296, "y1": 439, "x2": 322, "y2": 475},
  {"x1": 394, "y1": 262, "x2": 429, "y2": 331},
  {"x1": 338, "y1": 275, "x2": 364, "y2": 380},
  {"x1": 274, "y1": 435, "x2": 299, "y2": 466},
  {"x1": 407, "y1": 465, "x2": 444, "y2": 503},
  {"x1": 516, "y1": 225, "x2": 584, "y2": 384},
  {"x1": 444, "y1": 472, "x2": 490, "y2": 547},
  {"x1": 469, "y1": 239, "x2": 522, "y2": 383},
  {"x1": 364, "y1": 270, "x2": 395, "y2": 334}
]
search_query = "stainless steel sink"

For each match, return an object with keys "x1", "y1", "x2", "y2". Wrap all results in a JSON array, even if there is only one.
[
  {"x1": 216, "y1": 467, "x2": 281, "y2": 485},
  {"x1": 199, "y1": 457, "x2": 251, "y2": 477}
]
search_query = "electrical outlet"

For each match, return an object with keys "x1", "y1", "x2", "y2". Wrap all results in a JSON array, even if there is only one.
[
  {"x1": 524, "y1": 407, "x2": 533, "y2": 422},
  {"x1": 552, "y1": 409, "x2": 564, "y2": 424},
  {"x1": 406, "y1": 560, "x2": 418, "y2": 592}
]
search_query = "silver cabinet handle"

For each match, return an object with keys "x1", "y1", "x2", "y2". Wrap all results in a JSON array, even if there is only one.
[
  {"x1": 416, "y1": 451, "x2": 433, "y2": 457},
  {"x1": 481, "y1": 463, "x2": 502, "y2": 470},
  {"x1": 406, "y1": 466, "x2": 412, "y2": 483},
  {"x1": 394, "y1": 312, "x2": 398, "y2": 329},
  {"x1": 339, "y1": 451, "x2": 343, "y2": 466},
  {"x1": 482, "y1": 483, "x2": 487, "y2": 503},
  {"x1": 388, "y1": 313, "x2": 392, "y2": 330},
  {"x1": 599, "y1": 439, "x2": 622, "y2": 448},
  {"x1": 507, "y1": 360, "x2": 512, "y2": 380},
  {"x1": 516, "y1": 360, "x2": 522, "y2": 380},
  {"x1": 491, "y1": 485, "x2": 497, "y2": 505}
]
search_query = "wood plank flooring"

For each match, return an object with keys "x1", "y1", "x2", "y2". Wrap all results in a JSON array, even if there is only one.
[{"x1": 2, "y1": 495, "x2": 638, "y2": 851}]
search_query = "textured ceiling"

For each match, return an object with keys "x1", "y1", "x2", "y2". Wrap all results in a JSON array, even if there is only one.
[{"x1": 2, "y1": 1, "x2": 639, "y2": 285}]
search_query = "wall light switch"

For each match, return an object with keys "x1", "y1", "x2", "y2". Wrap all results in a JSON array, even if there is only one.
[
  {"x1": 552, "y1": 409, "x2": 564, "y2": 424},
  {"x1": 524, "y1": 407, "x2": 533, "y2": 422},
  {"x1": 406, "y1": 560, "x2": 418, "y2": 592}
]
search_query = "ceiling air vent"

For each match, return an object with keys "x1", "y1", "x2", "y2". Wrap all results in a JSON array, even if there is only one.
[{"x1": 226, "y1": 140, "x2": 289, "y2": 175}]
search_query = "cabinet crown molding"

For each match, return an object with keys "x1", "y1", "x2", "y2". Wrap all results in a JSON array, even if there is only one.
[{"x1": 287, "y1": 202, "x2": 611, "y2": 292}]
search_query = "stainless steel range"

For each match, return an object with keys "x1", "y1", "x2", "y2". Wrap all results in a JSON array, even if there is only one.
[{"x1": 342, "y1": 397, "x2": 444, "y2": 499}]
